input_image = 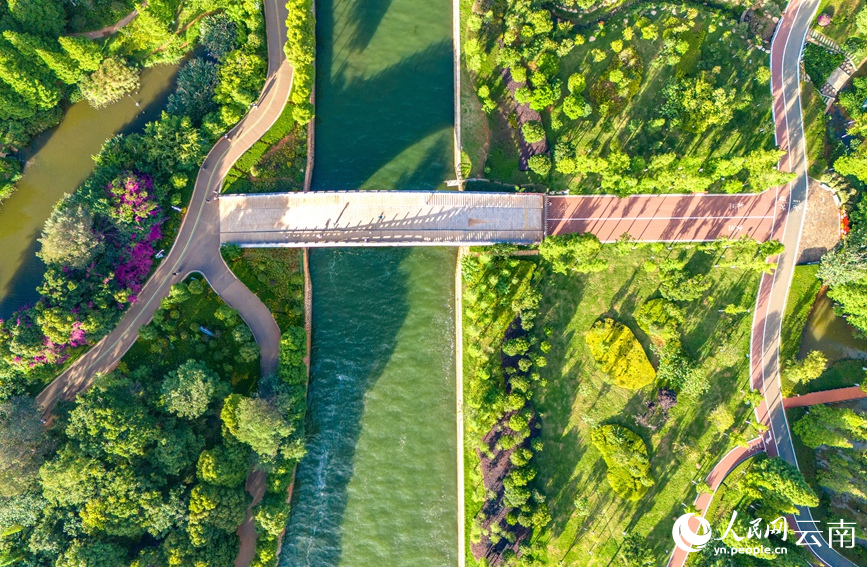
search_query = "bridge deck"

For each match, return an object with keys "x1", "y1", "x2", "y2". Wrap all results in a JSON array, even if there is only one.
[{"x1": 219, "y1": 191, "x2": 546, "y2": 247}]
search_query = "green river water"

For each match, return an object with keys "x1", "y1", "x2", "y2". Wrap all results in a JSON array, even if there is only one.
[
  {"x1": 0, "y1": 65, "x2": 179, "y2": 318},
  {"x1": 279, "y1": 0, "x2": 458, "y2": 564}
]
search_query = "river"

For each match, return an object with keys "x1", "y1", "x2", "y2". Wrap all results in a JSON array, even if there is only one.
[
  {"x1": 0, "y1": 65, "x2": 179, "y2": 318},
  {"x1": 799, "y1": 290, "x2": 867, "y2": 362},
  {"x1": 279, "y1": 0, "x2": 458, "y2": 564}
]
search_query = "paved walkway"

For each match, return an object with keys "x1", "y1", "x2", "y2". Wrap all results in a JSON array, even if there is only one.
[
  {"x1": 783, "y1": 385, "x2": 867, "y2": 408},
  {"x1": 73, "y1": 2, "x2": 146, "y2": 40},
  {"x1": 547, "y1": 191, "x2": 785, "y2": 242},
  {"x1": 219, "y1": 191, "x2": 545, "y2": 246},
  {"x1": 668, "y1": 437, "x2": 767, "y2": 567},
  {"x1": 751, "y1": 0, "x2": 858, "y2": 565},
  {"x1": 37, "y1": 0, "x2": 291, "y2": 413}
]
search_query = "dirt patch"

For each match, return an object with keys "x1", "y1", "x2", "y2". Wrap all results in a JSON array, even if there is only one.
[
  {"x1": 798, "y1": 179, "x2": 841, "y2": 264},
  {"x1": 501, "y1": 69, "x2": 549, "y2": 171}
]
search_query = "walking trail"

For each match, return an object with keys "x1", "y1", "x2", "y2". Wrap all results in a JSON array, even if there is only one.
[{"x1": 669, "y1": 0, "x2": 859, "y2": 564}]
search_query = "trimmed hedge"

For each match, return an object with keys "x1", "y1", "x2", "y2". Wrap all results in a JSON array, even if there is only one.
[{"x1": 585, "y1": 318, "x2": 655, "y2": 389}]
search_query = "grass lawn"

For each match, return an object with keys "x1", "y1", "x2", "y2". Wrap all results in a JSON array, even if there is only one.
[
  {"x1": 781, "y1": 264, "x2": 822, "y2": 365},
  {"x1": 476, "y1": 245, "x2": 768, "y2": 565},
  {"x1": 814, "y1": 0, "x2": 867, "y2": 46},
  {"x1": 802, "y1": 82, "x2": 830, "y2": 177},
  {"x1": 225, "y1": 105, "x2": 307, "y2": 194},
  {"x1": 121, "y1": 275, "x2": 260, "y2": 395}
]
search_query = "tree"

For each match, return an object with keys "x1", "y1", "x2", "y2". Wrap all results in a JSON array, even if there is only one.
[
  {"x1": 199, "y1": 14, "x2": 237, "y2": 59},
  {"x1": 563, "y1": 94, "x2": 592, "y2": 119},
  {"x1": 742, "y1": 457, "x2": 819, "y2": 515},
  {"x1": 620, "y1": 532, "x2": 655, "y2": 566},
  {"x1": 7, "y1": 0, "x2": 65, "y2": 37},
  {"x1": 818, "y1": 236, "x2": 867, "y2": 286},
  {"x1": 65, "y1": 378, "x2": 158, "y2": 459},
  {"x1": 528, "y1": 154, "x2": 551, "y2": 175},
  {"x1": 539, "y1": 233, "x2": 607, "y2": 274},
  {"x1": 197, "y1": 441, "x2": 250, "y2": 487},
  {"x1": 214, "y1": 49, "x2": 266, "y2": 109},
  {"x1": 161, "y1": 360, "x2": 219, "y2": 419},
  {"x1": 794, "y1": 404, "x2": 867, "y2": 449},
  {"x1": 709, "y1": 405, "x2": 734, "y2": 433},
  {"x1": 784, "y1": 350, "x2": 826, "y2": 386},
  {"x1": 222, "y1": 394, "x2": 295, "y2": 461},
  {"x1": 591, "y1": 425, "x2": 654, "y2": 500},
  {"x1": 37, "y1": 199, "x2": 102, "y2": 269},
  {"x1": 55, "y1": 539, "x2": 126, "y2": 567},
  {"x1": 167, "y1": 58, "x2": 219, "y2": 124},
  {"x1": 521, "y1": 121, "x2": 545, "y2": 143},
  {"x1": 58, "y1": 36, "x2": 103, "y2": 72},
  {"x1": 756, "y1": 66, "x2": 771, "y2": 84},
  {"x1": 661, "y1": 76, "x2": 735, "y2": 133},
  {"x1": 0, "y1": 396, "x2": 48, "y2": 496},
  {"x1": 79, "y1": 58, "x2": 140, "y2": 108}
]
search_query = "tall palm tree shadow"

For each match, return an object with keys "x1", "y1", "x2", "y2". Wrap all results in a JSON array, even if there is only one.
[
  {"x1": 312, "y1": 0, "x2": 454, "y2": 190},
  {"x1": 280, "y1": 246, "x2": 412, "y2": 567},
  {"x1": 281, "y1": 144, "x2": 457, "y2": 567}
]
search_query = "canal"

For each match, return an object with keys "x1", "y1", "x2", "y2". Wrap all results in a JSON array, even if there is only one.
[
  {"x1": 0, "y1": 65, "x2": 180, "y2": 318},
  {"x1": 279, "y1": 0, "x2": 458, "y2": 564}
]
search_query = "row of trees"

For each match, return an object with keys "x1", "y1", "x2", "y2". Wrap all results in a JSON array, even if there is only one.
[{"x1": 463, "y1": 251, "x2": 550, "y2": 566}]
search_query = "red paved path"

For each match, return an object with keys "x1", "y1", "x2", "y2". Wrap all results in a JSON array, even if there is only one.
[
  {"x1": 547, "y1": 189, "x2": 788, "y2": 243},
  {"x1": 783, "y1": 386, "x2": 867, "y2": 409},
  {"x1": 668, "y1": 438, "x2": 767, "y2": 567}
]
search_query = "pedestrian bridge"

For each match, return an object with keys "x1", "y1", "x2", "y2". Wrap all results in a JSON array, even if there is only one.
[{"x1": 219, "y1": 191, "x2": 546, "y2": 247}]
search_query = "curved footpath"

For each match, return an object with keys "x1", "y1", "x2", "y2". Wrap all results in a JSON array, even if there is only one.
[
  {"x1": 756, "y1": 0, "x2": 857, "y2": 563},
  {"x1": 36, "y1": 0, "x2": 292, "y2": 413},
  {"x1": 669, "y1": 0, "x2": 860, "y2": 565}
]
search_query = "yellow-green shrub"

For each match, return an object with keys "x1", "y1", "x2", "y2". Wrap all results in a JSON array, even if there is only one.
[
  {"x1": 591, "y1": 425, "x2": 653, "y2": 500},
  {"x1": 584, "y1": 318, "x2": 655, "y2": 389}
]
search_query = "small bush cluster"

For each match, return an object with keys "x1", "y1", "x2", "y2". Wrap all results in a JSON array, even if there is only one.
[{"x1": 590, "y1": 424, "x2": 654, "y2": 500}]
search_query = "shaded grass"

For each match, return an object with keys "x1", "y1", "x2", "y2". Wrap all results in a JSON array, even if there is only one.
[
  {"x1": 527, "y1": 246, "x2": 762, "y2": 565},
  {"x1": 802, "y1": 81, "x2": 830, "y2": 177},
  {"x1": 781, "y1": 264, "x2": 822, "y2": 365}
]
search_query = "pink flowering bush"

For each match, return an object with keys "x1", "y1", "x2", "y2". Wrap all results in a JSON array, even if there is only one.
[
  {"x1": 818, "y1": 13, "x2": 831, "y2": 26},
  {"x1": 107, "y1": 172, "x2": 159, "y2": 224}
]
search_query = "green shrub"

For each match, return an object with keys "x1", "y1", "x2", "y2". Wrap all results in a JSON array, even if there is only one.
[
  {"x1": 803, "y1": 43, "x2": 845, "y2": 87},
  {"x1": 591, "y1": 425, "x2": 653, "y2": 500},
  {"x1": 584, "y1": 319, "x2": 655, "y2": 389},
  {"x1": 521, "y1": 121, "x2": 545, "y2": 144}
]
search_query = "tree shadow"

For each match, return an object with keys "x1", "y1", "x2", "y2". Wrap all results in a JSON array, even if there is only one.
[
  {"x1": 311, "y1": 0, "x2": 454, "y2": 190},
  {"x1": 280, "y1": 246, "x2": 412, "y2": 567}
]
